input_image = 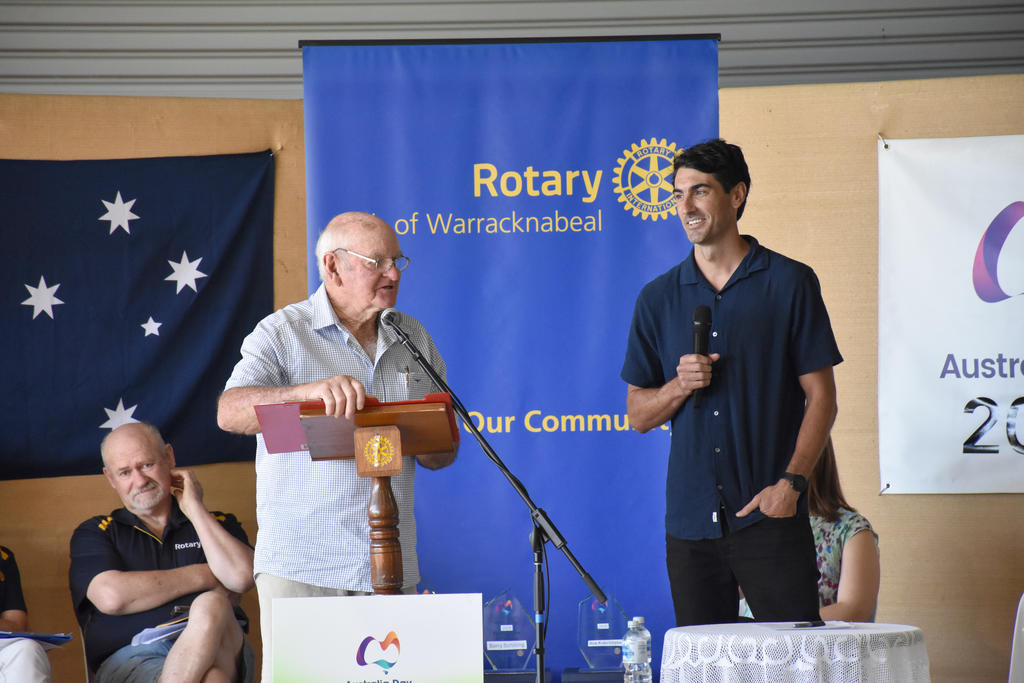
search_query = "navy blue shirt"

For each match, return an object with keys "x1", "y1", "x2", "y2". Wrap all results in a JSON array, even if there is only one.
[
  {"x1": 69, "y1": 499, "x2": 250, "y2": 672},
  {"x1": 0, "y1": 545, "x2": 27, "y2": 613},
  {"x1": 622, "y1": 236, "x2": 842, "y2": 540}
]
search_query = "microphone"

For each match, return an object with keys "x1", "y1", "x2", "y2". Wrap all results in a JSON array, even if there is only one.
[
  {"x1": 692, "y1": 305, "x2": 711, "y2": 408},
  {"x1": 380, "y1": 307, "x2": 401, "y2": 330},
  {"x1": 380, "y1": 307, "x2": 412, "y2": 346},
  {"x1": 378, "y1": 307, "x2": 461, "y2": 411}
]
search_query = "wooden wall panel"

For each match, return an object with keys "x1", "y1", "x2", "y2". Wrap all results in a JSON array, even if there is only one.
[
  {"x1": 720, "y1": 74, "x2": 1024, "y2": 682},
  {"x1": 1, "y1": 74, "x2": 1022, "y2": 681},
  {"x1": 0, "y1": 93, "x2": 305, "y2": 682}
]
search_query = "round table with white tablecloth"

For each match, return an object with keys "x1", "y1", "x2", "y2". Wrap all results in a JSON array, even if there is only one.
[{"x1": 660, "y1": 621, "x2": 930, "y2": 683}]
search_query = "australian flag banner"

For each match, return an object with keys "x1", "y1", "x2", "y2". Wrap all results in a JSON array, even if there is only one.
[{"x1": 1, "y1": 150, "x2": 274, "y2": 480}]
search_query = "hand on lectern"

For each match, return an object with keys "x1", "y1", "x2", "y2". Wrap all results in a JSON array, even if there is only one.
[{"x1": 302, "y1": 374, "x2": 368, "y2": 420}]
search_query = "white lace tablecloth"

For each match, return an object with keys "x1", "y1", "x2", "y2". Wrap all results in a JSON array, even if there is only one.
[{"x1": 660, "y1": 622, "x2": 930, "y2": 683}]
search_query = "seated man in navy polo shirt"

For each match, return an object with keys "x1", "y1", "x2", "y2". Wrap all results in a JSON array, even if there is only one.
[{"x1": 70, "y1": 422, "x2": 255, "y2": 682}]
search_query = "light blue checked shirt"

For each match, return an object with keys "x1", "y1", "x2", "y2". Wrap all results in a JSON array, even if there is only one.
[{"x1": 224, "y1": 284, "x2": 447, "y2": 591}]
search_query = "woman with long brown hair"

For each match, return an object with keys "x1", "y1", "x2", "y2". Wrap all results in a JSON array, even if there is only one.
[{"x1": 809, "y1": 438, "x2": 880, "y2": 621}]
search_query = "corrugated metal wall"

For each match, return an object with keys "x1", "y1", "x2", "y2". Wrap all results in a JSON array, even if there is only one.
[{"x1": 1, "y1": 0, "x2": 1022, "y2": 98}]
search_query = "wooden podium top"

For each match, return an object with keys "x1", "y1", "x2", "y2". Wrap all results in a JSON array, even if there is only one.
[{"x1": 255, "y1": 392, "x2": 459, "y2": 459}]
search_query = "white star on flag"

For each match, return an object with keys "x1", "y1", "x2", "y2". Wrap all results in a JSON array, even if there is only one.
[
  {"x1": 21, "y1": 276, "x2": 65, "y2": 319},
  {"x1": 141, "y1": 317, "x2": 162, "y2": 336},
  {"x1": 100, "y1": 398, "x2": 140, "y2": 430},
  {"x1": 165, "y1": 251, "x2": 208, "y2": 293},
  {"x1": 99, "y1": 191, "x2": 139, "y2": 235}
]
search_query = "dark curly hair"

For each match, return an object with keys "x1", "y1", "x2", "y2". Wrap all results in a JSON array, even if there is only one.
[{"x1": 672, "y1": 138, "x2": 751, "y2": 219}]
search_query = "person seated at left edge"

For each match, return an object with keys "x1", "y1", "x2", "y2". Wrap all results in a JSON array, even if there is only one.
[
  {"x1": 0, "y1": 544, "x2": 52, "y2": 682},
  {"x1": 70, "y1": 422, "x2": 255, "y2": 683}
]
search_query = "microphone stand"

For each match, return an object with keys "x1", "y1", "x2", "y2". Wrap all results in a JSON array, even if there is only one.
[{"x1": 384, "y1": 316, "x2": 607, "y2": 683}]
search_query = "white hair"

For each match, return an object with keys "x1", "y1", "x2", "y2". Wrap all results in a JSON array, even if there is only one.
[{"x1": 314, "y1": 212, "x2": 388, "y2": 280}]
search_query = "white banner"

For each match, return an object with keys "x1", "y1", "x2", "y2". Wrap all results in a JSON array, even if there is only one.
[{"x1": 878, "y1": 135, "x2": 1024, "y2": 493}]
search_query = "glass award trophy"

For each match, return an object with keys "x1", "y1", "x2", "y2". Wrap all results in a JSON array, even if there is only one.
[
  {"x1": 577, "y1": 593, "x2": 628, "y2": 670},
  {"x1": 483, "y1": 589, "x2": 535, "y2": 671}
]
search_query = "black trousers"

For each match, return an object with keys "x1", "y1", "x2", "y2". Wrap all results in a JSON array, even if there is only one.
[{"x1": 666, "y1": 514, "x2": 820, "y2": 626}]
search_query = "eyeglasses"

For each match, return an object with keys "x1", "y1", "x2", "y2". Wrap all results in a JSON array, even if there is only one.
[{"x1": 333, "y1": 247, "x2": 410, "y2": 273}]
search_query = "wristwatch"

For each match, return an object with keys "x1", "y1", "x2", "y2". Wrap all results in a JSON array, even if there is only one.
[{"x1": 781, "y1": 472, "x2": 808, "y2": 493}]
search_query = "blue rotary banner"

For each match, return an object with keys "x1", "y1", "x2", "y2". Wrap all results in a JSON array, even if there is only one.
[
  {"x1": 303, "y1": 37, "x2": 717, "y2": 677},
  {"x1": 1, "y1": 151, "x2": 274, "y2": 480}
]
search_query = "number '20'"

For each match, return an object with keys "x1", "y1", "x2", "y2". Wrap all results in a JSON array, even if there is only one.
[{"x1": 963, "y1": 397, "x2": 1024, "y2": 454}]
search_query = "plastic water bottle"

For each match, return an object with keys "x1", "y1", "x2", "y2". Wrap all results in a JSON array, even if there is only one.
[{"x1": 622, "y1": 616, "x2": 652, "y2": 683}]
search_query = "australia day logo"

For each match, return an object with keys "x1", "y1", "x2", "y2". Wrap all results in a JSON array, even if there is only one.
[
  {"x1": 355, "y1": 630, "x2": 401, "y2": 673},
  {"x1": 973, "y1": 201, "x2": 1024, "y2": 303},
  {"x1": 613, "y1": 138, "x2": 681, "y2": 221}
]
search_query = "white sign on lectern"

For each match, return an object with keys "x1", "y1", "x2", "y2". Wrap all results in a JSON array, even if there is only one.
[{"x1": 273, "y1": 593, "x2": 483, "y2": 683}]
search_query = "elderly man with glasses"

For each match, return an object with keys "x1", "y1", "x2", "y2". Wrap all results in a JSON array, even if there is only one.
[{"x1": 217, "y1": 211, "x2": 457, "y2": 680}]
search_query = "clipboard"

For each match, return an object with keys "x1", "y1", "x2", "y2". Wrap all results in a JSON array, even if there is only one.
[{"x1": 0, "y1": 631, "x2": 73, "y2": 651}]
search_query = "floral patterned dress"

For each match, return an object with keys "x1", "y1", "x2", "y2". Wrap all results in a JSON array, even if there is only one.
[{"x1": 811, "y1": 508, "x2": 878, "y2": 617}]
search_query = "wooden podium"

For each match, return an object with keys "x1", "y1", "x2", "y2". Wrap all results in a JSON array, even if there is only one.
[{"x1": 255, "y1": 393, "x2": 459, "y2": 594}]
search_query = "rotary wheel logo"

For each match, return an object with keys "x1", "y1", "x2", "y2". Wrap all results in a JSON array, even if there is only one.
[
  {"x1": 364, "y1": 434, "x2": 394, "y2": 467},
  {"x1": 613, "y1": 138, "x2": 680, "y2": 221}
]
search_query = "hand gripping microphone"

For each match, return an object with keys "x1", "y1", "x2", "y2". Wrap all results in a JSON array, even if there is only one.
[{"x1": 692, "y1": 305, "x2": 711, "y2": 408}]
